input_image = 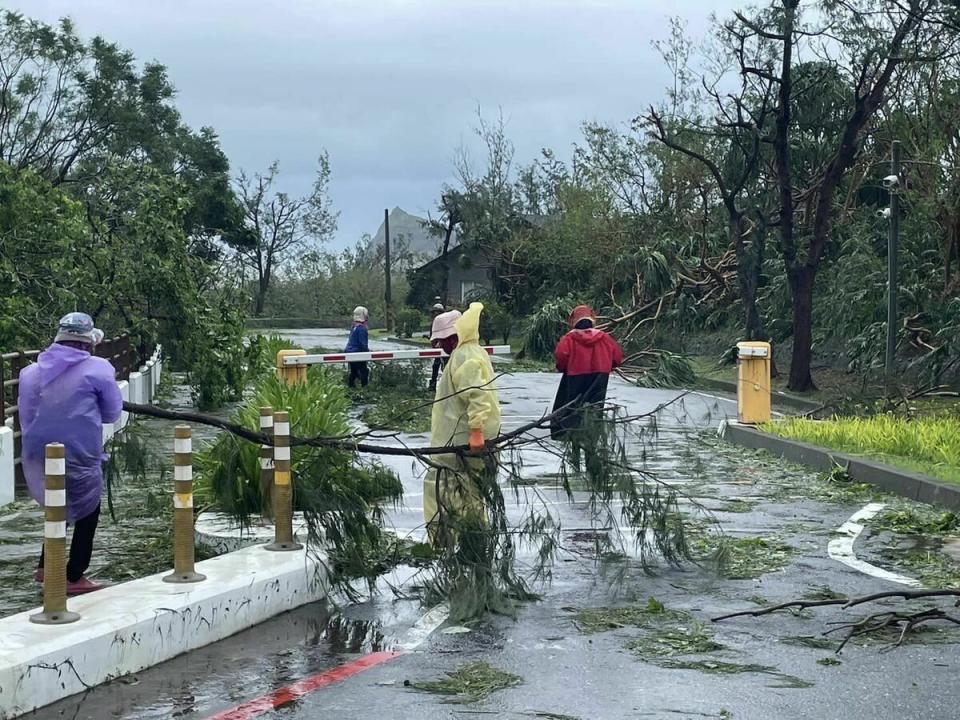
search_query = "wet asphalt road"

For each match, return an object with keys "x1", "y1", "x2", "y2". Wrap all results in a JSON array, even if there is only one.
[{"x1": 27, "y1": 331, "x2": 960, "y2": 720}]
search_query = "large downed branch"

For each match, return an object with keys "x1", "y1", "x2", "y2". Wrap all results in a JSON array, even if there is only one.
[
  {"x1": 123, "y1": 393, "x2": 686, "y2": 460},
  {"x1": 713, "y1": 589, "x2": 960, "y2": 652}
]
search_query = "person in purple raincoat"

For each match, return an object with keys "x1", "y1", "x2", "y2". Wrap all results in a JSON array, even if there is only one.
[{"x1": 18, "y1": 312, "x2": 123, "y2": 595}]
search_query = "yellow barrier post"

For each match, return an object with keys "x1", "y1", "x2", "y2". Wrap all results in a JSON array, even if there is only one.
[
  {"x1": 260, "y1": 406, "x2": 274, "y2": 521},
  {"x1": 276, "y1": 349, "x2": 307, "y2": 386},
  {"x1": 164, "y1": 425, "x2": 206, "y2": 583},
  {"x1": 265, "y1": 410, "x2": 302, "y2": 551},
  {"x1": 30, "y1": 443, "x2": 80, "y2": 625},
  {"x1": 737, "y1": 341, "x2": 772, "y2": 424}
]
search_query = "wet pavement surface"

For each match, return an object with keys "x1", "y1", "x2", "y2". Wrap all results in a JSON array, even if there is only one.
[{"x1": 15, "y1": 331, "x2": 960, "y2": 719}]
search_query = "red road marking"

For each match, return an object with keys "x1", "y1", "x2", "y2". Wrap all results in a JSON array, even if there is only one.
[{"x1": 206, "y1": 651, "x2": 402, "y2": 720}]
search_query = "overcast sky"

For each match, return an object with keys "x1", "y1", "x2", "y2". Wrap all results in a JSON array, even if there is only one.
[{"x1": 8, "y1": 0, "x2": 742, "y2": 249}]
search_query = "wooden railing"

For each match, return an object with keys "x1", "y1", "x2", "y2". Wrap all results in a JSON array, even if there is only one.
[{"x1": 1, "y1": 334, "x2": 142, "y2": 483}]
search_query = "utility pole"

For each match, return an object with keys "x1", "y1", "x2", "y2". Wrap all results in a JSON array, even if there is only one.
[
  {"x1": 885, "y1": 140, "x2": 901, "y2": 393},
  {"x1": 384, "y1": 208, "x2": 394, "y2": 333}
]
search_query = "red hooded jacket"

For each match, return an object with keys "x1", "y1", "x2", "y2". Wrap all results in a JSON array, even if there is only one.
[{"x1": 555, "y1": 329, "x2": 624, "y2": 376}]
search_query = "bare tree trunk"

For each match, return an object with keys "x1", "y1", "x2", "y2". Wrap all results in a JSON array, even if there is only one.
[{"x1": 787, "y1": 267, "x2": 816, "y2": 391}]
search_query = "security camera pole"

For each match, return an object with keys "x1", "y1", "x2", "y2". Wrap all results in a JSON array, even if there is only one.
[{"x1": 885, "y1": 140, "x2": 901, "y2": 393}]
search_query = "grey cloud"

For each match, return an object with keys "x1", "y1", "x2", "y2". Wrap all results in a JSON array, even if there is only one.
[{"x1": 15, "y1": 0, "x2": 742, "y2": 247}]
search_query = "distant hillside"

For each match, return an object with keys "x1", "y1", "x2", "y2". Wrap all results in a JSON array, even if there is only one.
[{"x1": 372, "y1": 207, "x2": 440, "y2": 261}]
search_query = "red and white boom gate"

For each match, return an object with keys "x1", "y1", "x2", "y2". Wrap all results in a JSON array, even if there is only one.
[
  {"x1": 284, "y1": 346, "x2": 511, "y2": 366},
  {"x1": 276, "y1": 346, "x2": 512, "y2": 384}
]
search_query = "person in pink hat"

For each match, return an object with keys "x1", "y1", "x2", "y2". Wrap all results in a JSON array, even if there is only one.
[{"x1": 429, "y1": 307, "x2": 460, "y2": 386}]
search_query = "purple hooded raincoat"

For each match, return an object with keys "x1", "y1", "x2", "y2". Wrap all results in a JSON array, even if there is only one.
[{"x1": 17, "y1": 344, "x2": 123, "y2": 522}]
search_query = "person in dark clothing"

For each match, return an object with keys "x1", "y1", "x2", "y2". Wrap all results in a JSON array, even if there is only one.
[
  {"x1": 345, "y1": 306, "x2": 370, "y2": 388},
  {"x1": 549, "y1": 305, "x2": 624, "y2": 441},
  {"x1": 427, "y1": 302, "x2": 446, "y2": 391}
]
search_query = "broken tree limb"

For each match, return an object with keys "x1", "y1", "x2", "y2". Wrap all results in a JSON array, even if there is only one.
[{"x1": 712, "y1": 588, "x2": 960, "y2": 652}]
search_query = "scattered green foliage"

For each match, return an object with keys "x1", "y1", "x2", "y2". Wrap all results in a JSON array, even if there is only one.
[
  {"x1": 781, "y1": 636, "x2": 837, "y2": 650},
  {"x1": 571, "y1": 597, "x2": 688, "y2": 634},
  {"x1": 625, "y1": 623, "x2": 725, "y2": 659},
  {"x1": 407, "y1": 661, "x2": 523, "y2": 703},
  {"x1": 719, "y1": 498, "x2": 759, "y2": 514},
  {"x1": 889, "y1": 548, "x2": 960, "y2": 588},
  {"x1": 764, "y1": 417, "x2": 960, "y2": 486},
  {"x1": 817, "y1": 657, "x2": 842, "y2": 666},
  {"x1": 871, "y1": 507, "x2": 960, "y2": 536},
  {"x1": 692, "y1": 535, "x2": 796, "y2": 579},
  {"x1": 802, "y1": 586, "x2": 847, "y2": 602}
]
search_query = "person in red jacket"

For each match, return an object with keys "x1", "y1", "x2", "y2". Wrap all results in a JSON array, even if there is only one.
[{"x1": 550, "y1": 305, "x2": 624, "y2": 441}]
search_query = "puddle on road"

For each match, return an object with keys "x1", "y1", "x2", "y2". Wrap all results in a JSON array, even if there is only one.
[{"x1": 319, "y1": 614, "x2": 386, "y2": 654}]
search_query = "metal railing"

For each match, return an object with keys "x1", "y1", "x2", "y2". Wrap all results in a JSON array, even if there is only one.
[{"x1": 1, "y1": 334, "x2": 142, "y2": 484}]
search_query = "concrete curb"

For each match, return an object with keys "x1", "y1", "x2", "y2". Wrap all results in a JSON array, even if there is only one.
[
  {"x1": 721, "y1": 421, "x2": 960, "y2": 510},
  {"x1": 0, "y1": 543, "x2": 327, "y2": 719},
  {"x1": 195, "y1": 511, "x2": 309, "y2": 555},
  {"x1": 696, "y1": 376, "x2": 822, "y2": 412}
]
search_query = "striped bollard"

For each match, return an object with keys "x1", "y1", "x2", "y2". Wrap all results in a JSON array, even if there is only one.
[
  {"x1": 164, "y1": 425, "x2": 206, "y2": 583},
  {"x1": 30, "y1": 443, "x2": 80, "y2": 625},
  {"x1": 265, "y1": 410, "x2": 301, "y2": 551},
  {"x1": 260, "y1": 407, "x2": 274, "y2": 521}
]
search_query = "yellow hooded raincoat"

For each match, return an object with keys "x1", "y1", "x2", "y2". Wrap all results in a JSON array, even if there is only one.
[{"x1": 423, "y1": 302, "x2": 501, "y2": 538}]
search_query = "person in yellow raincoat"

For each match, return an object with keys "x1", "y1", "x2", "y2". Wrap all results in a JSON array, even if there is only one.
[{"x1": 423, "y1": 302, "x2": 501, "y2": 544}]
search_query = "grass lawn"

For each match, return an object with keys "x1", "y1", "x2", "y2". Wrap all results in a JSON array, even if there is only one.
[{"x1": 763, "y1": 416, "x2": 960, "y2": 485}]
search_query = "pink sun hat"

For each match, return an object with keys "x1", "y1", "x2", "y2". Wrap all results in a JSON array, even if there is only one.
[{"x1": 430, "y1": 310, "x2": 462, "y2": 340}]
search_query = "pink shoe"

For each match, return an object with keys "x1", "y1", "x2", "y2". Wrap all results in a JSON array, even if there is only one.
[
  {"x1": 34, "y1": 569, "x2": 44, "y2": 583},
  {"x1": 66, "y1": 576, "x2": 104, "y2": 595}
]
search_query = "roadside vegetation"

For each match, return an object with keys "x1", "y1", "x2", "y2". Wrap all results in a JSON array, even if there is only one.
[{"x1": 764, "y1": 416, "x2": 960, "y2": 485}]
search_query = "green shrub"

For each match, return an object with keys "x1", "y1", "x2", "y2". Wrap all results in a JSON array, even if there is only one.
[
  {"x1": 396, "y1": 307, "x2": 427, "y2": 338},
  {"x1": 195, "y1": 367, "x2": 402, "y2": 523},
  {"x1": 244, "y1": 334, "x2": 298, "y2": 380}
]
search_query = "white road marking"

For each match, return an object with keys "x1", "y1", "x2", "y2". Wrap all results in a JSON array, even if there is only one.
[
  {"x1": 827, "y1": 502, "x2": 921, "y2": 587},
  {"x1": 394, "y1": 602, "x2": 450, "y2": 651}
]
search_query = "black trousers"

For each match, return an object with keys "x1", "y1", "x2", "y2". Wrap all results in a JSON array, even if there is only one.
[
  {"x1": 38, "y1": 503, "x2": 101, "y2": 582},
  {"x1": 429, "y1": 357, "x2": 447, "y2": 390},
  {"x1": 348, "y1": 361, "x2": 369, "y2": 388}
]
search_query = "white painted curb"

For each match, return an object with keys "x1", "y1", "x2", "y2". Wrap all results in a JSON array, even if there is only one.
[
  {"x1": 827, "y1": 502, "x2": 922, "y2": 587},
  {"x1": 0, "y1": 542, "x2": 327, "y2": 719}
]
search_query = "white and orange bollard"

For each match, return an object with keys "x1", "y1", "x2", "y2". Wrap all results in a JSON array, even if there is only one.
[
  {"x1": 164, "y1": 425, "x2": 205, "y2": 583},
  {"x1": 265, "y1": 410, "x2": 301, "y2": 551},
  {"x1": 30, "y1": 443, "x2": 80, "y2": 625}
]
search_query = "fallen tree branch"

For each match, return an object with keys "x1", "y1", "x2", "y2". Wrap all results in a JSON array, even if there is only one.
[{"x1": 713, "y1": 589, "x2": 960, "y2": 652}]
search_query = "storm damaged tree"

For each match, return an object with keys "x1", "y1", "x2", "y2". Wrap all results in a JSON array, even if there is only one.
[
  {"x1": 233, "y1": 155, "x2": 338, "y2": 315},
  {"x1": 645, "y1": 18, "x2": 779, "y2": 347},
  {"x1": 735, "y1": 0, "x2": 960, "y2": 391}
]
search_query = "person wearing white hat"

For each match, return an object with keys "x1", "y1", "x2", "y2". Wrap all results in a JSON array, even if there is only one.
[{"x1": 345, "y1": 306, "x2": 370, "y2": 388}]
